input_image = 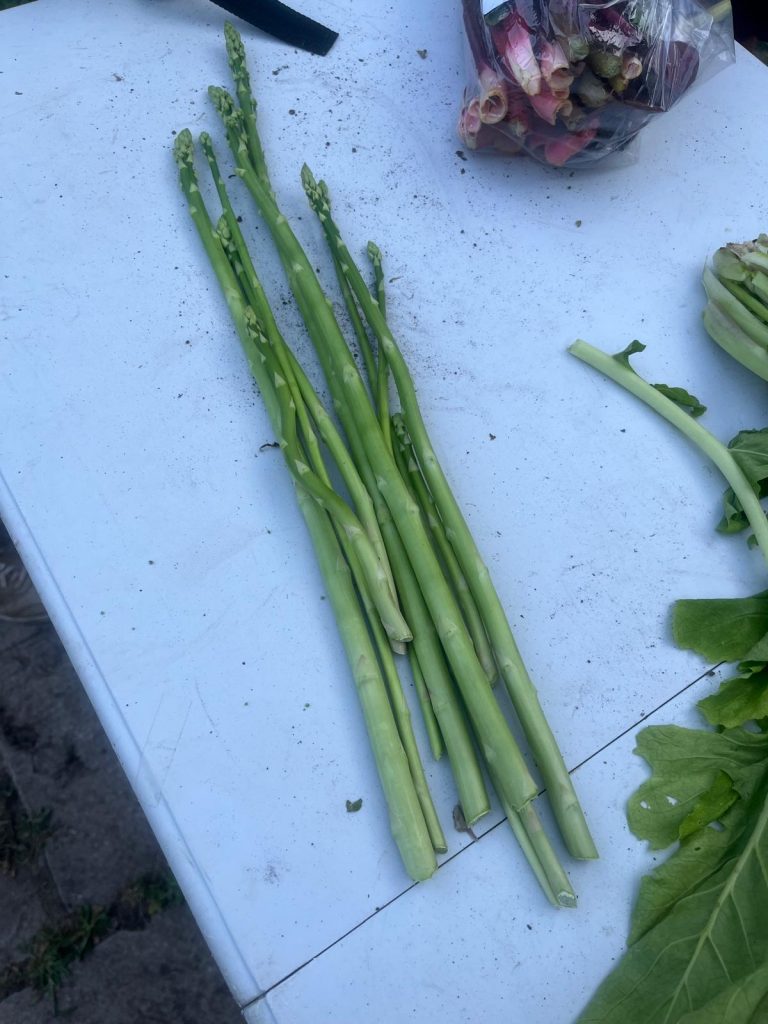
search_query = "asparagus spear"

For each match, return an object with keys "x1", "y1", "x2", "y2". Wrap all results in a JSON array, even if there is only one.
[
  {"x1": 226, "y1": 141, "x2": 539, "y2": 822},
  {"x1": 208, "y1": 80, "x2": 532, "y2": 821},
  {"x1": 173, "y1": 129, "x2": 436, "y2": 882},
  {"x1": 367, "y1": 240, "x2": 393, "y2": 452},
  {"x1": 392, "y1": 413, "x2": 498, "y2": 685},
  {"x1": 408, "y1": 648, "x2": 444, "y2": 761},
  {"x1": 301, "y1": 169, "x2": 597, "y2": 860},
  {"x1": 202, "y1": 132, "x2": 402, "y2": 621},
  {"x1": 234, "y1": 295, "x2": 445, "y2": 854}
]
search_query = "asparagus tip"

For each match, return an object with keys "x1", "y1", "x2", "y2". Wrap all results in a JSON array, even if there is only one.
[
  {"x1": 223, "y1": 20, "x2": 242, "y2": 50},
  {"x1": 208, "y1": 85, "x2": 237, "y2": 118},
  {"x1": 300, "y1": 162, "x2": 318, "y2": 190},
  {"x1": 173, "y1": 128, "x2": 195, "y2": 167}
]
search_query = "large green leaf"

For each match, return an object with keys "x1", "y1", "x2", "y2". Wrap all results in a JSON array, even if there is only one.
[
  {"x1": 698, "y1": 665, "x2": 768, "y2": 729},
  {"x1": 672, "y1": 591, "x2": 768, "y2": 663},
  {"x1": 676, "y1": 962, "x2": 768, "y2": 1022},
  {"x1": 578, "y1": 725, "x2": 768, "y2": 1023},
  {"x1": 677, "y1": 771, "x2": 738, "y2": 840},
  {"x1": 627, "y1": 726, "x2": 768, "y2": 849}
]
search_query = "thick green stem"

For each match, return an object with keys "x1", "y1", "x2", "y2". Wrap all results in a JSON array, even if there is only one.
[
  {"x1": 702, "y1": 303, "x2": 768, "y2": 384},
  {"x1": 173, "y1": 129, "x2": 435, "y2": 881},
  {"x1": 246, "y1": 166, "x2": 536, "y2": 814},
  {"x1": 302, "y1": 169, "x2": 591, "y2": 854},
  {"x1": 223, "y1": 22, "x2": 271, "y2": 191},
  {"x1": 201, "y1": 134, "x2": 400, "y2": 613},
  {"x1": 354, "y1": 568, "x2": 447, "y2": 853},
  {"x1": 704, "y1": 267, "x2": 768, "y2": 351},
  {"x1": 368, "y1": 241, "x2": 392, "y2": 452},
  {"x1": 408, "y1": 648, "x2": 444, "y2": 761},
  {"x1": 515, "y1": 802, "x2": 577, "y2": 908},
  {"x1": 569, "y1": 339, "x2": 768, "y2": 572},
  {"x1": 209, "y1": 42, "x2": 539, "y2": 820},
  {"x1": 296, "y1": 486, "x2": 436, "y2": 881},
  {"x1": 256, "y1": 331, "x2": 411, "y2": 645},
  {"x1": 393, "y1": 414, "x2": 498, "y2": 684}
]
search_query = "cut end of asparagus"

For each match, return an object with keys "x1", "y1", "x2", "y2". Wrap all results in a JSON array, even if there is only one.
[{"x1": 556, "y1": 890, "x2": 578, "y2": 909}]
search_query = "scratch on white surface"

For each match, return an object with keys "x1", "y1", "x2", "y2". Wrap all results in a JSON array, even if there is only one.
[
  {"x1": 195, "y1": 680, "x2": 219, "y2": 737},
  {"x1": 134, "y1": 694, "x2": 194, "y2": 806},
  {"x1": 158, "y1": 698, "x2": 194, "y2": 793},
  {"x1": 193, "y1": 680, "x2": 243, "y2": 771}
]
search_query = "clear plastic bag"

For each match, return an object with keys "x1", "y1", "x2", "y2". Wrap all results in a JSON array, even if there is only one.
[{"x1": 459, "y1": 0, "x2": 735, "y2": 168}]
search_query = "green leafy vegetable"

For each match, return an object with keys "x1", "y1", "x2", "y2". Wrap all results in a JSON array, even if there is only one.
[
  {"x1": 718, "y1": 429, "x2": 768, "y2": 535},
  {"x1": 698, "y1": 664, "x2": 768, "y2": 729},
  {"x1": 569, "y1": 340, "x2": 768, "y2": 567},
  {"x1": 571, "y1": 336, "x2": 768, "y2": 1020},
  {"x1": 577, "y1": 724, "x2": 768, "y2": 1023},
  {"x1": 672, "y1": 590, "x2": 768, "y2": 663}
]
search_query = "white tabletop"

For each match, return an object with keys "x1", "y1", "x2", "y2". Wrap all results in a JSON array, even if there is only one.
[{"x1": 2, "y1": 1, "x2": 767, "y2": 1019}]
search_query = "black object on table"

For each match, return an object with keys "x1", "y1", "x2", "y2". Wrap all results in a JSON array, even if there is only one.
[{"x1": 208, "y1": 0, "x2": 338, "y2": 55}]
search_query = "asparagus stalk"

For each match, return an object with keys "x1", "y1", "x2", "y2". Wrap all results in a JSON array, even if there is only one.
[
  {"x1": 484, "y1": 744, "x2": 576, "y2": 906},
  {"x1": 223, "y1": 22, "x2": 271, "y2": 191},
  {"x1": 302, "y1": 170, "x2": 596, "y2": 860},
  {"x1": 408, "y1": 648, "x2": 444, "y2": 761},
  {"x1": 392, "y1": 414, "x2": 498, "y2": 684},
  {"x1": 358, "y1": 584, "x2": 447, "y2": 853},
  {"x1": 173, "y1": 129, "x2": 436, "y2": 882},
  {"x1": 367, "y1": 241, "x2": 393, "y2": 451},
  {"x1": 202, "y1": 132, "x2": 402, "y2": 618},
  {"x1": 237, "y1": 299, "x2": 445, "y2": 853},
  {"x1": 231, "y1": 152, "x2": 538, "y2": 819},
  {"x1": 207, "y1": 69, "x2": 535, "y2": 820},
  {"x1": 267, "y1": 348, "x2": 413, "y2": 645}
]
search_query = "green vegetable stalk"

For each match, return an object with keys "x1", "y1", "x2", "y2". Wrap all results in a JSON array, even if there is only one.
[
  {"x1": 571, "y1": 332, "x2": 768, "y2": 1019},
  {"x1": 173, "y1": 129, "x2": 436, "y2": 882},
  {"x1": 303, "y1": 174, "x2": 596, "y2": 861},
  {"x1": 568, "y1": 339, "x2": 768, "y2": 567},
  {"x1": 171, "y1": 23, "x2": 597, "y2": 901},
  {"x1": 702, "y1": 234, "x2": 768, "y2": 383},
  {"x1": 217, "y1": 93, "x2": 540, "y2": 825}
]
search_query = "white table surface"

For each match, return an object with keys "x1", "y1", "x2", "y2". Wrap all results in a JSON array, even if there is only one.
[{"x1": 2, "y1": 0, "x2": 767, "y2": 1019}]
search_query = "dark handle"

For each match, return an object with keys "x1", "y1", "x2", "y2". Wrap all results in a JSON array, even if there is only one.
[{"x1": 208, "y1": 0, "x2": 338, "y2": 55}]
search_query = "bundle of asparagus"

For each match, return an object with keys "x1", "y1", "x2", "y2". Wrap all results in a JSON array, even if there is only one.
[
  {"x1": 460, "y1": 0, "x2": 734, "y2": 167},
  {"x1": 173, "y1": 24, "x2": 597, "y2": 904}
]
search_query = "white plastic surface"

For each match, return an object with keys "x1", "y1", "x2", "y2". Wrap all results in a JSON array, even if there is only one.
[{"x1": 2, "y1": 0, "x2": 767, "y2": 1019}]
